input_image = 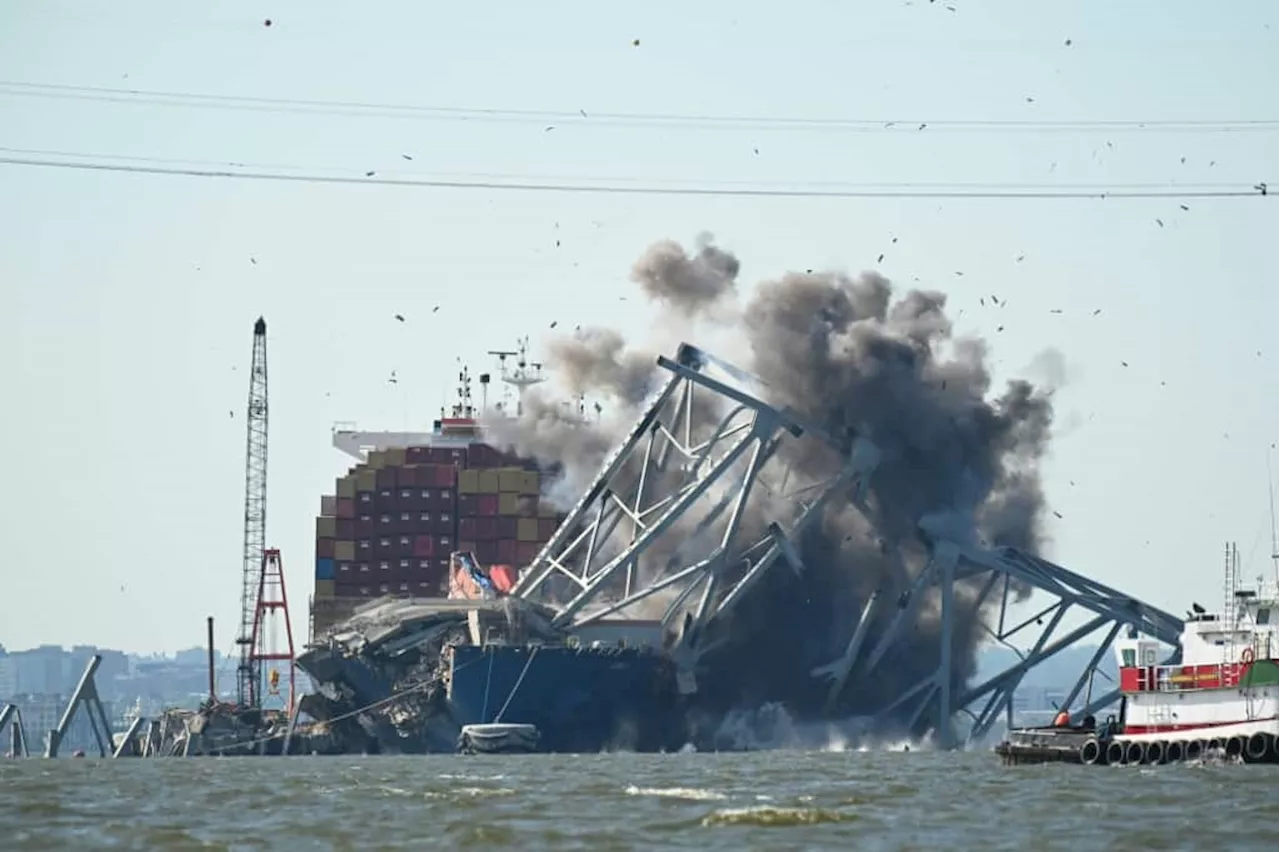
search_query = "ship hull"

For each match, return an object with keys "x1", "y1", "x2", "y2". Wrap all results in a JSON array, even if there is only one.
[{"x1": 446, "y1": 645, "x2": 686, "y2": 753}]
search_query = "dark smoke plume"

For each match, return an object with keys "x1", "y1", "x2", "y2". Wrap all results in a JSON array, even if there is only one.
[{"x1": 484, "y1": 236, "x2": 1057, "y2": 738}]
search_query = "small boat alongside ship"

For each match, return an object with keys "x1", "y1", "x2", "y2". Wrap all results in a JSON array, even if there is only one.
[{"x1": 997, "y1": 545, "x2": 1278, "y2": 766}]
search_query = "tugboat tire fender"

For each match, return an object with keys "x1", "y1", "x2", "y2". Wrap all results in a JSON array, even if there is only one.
[
  {"x1": 1225, "y1": 735, "x2": 1245, "y2": 757},
  {"x1": 1245, "y1": 732, "x2": 1269, "y2": 761},
  {"x1": 1105, "y1": 740, "x2": 1126, "y2": 765},
  {"x1": 1165, "y1": 740, "x2": 1184, "y2": 762},
  {"x1": 1145, "y1": 740, "x2": 1165, "y2": 765},
  {"x1": 1125, "y1": 740, "x2": 1145, "y2": 765},
  {"x1": 1079, "y1": 738, "x2": 1102, "y2": 765}
]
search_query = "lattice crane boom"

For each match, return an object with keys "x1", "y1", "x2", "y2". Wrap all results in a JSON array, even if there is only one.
[{"x1": 236, "y1": 317, "x2": 269, "y2": 708}]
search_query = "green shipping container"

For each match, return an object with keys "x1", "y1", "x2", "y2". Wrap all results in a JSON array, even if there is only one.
[
  {"x1": 336, "y1": 476, "x2": 358, "y2": 498},
  {"x1": 316, "y1": 516, "x2": 337, "y2": 539},
  {"x1": 517, "y1": 518, "x2": 540, "y2": 542}
]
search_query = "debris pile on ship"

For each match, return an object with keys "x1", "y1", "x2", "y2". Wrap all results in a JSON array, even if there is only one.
[{"x1": 296, "y1": 233, "x2": 1073, "y2": 754}]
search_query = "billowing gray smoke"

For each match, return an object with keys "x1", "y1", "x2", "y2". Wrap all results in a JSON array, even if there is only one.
[{"x1": 484, "y1": 235, "x2": 1056, "y2": 737}]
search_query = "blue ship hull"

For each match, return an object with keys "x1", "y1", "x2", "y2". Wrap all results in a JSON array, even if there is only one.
[{"x1": 447, "y1": 644, "x2": 685, "y2": 753}]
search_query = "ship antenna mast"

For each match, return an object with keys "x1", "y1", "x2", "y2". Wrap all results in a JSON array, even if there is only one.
[
  {"x1": 496, "y1": 336, "x2": 546, "y2": 417},
  {"x1": 236, "y1": 317, "x2": 269, "y2": 708},
  {"x1": 452, "y1": 365, "x2": 475, "y2": 419},
  {"x1": 487, "y1": 349, "x2": 517, "y2": 414},
  {"x1": 1269, "y1": 450, "x2": 1279, "y2": 593}
]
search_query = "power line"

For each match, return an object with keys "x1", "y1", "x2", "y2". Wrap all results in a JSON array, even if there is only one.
[
  {"x1": 1, "y1": 153, "x2": 1272, "y2": 200},
  {"x1": 1, "y1": 80, "x2": 1275, "y2": 134},
  {"x1": 0, "y1": 145, "x2": 1265, "y2": 193}
]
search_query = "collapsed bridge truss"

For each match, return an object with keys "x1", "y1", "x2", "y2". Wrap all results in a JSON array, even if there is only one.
[{"x1": 509, "y1": 342, "x2": 1185, "y2": 747}]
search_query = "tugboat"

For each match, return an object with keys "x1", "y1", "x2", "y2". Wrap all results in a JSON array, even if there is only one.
[{"x1": 997, "y1": 543, "x2": 1278, "y2": 766}]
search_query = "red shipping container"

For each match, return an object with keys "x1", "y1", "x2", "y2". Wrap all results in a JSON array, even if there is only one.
[
  {"x1": 316, "y1": 538, "x2": 336, "y2": 559},
  {"x1": 489, "y1": 564, "x2": 518, "y2": 593},
  {"x1": 476, "y1": 539, "x2": 499, "y2": 565},
  {"x1": 517, "y1": 541, "x2": 540, "y2": 564},
  {"x1": 497, "y1": 516, "x2": 518, "y2": 538},
  {"x1": 413, "y1": 535, "x2": 435, "y2": 557},
  {"x1": 497, "y1": 538, "x2": 517, "y2": 564},
  {"x1": 425, "y1": 447, "x2": 452, "y2": 464},
  {"x1": 336, "y1": 498, "x2": 356, "y2": 519},
  {"x1": 395, "y1": 466, "x2": 417, "y2": 487},
  {"x1": 477, "y1": 495, "x2": 498, "y2": 516},
  {"x1": 538, "y1": 518, "x2": 559, "y2": 540},
  {"x1": 475, "y1": 516, "x2": 499, "y2": 541},
  {"x1": 336, "y1": 518, "x2": 357, "y2": 539},
  {"x1": 406, "y1": 446, "x2": 429, "y2": 464},
  {"x1": 459, "y1": 517, "x2": 478, "y2": 540},
  {"x1": 356, "y1": 515, "x2": 375, "y2": 536},
  {"x1": 433, "y1": 465, "x2": 458, "y2": 488},
  {"x1": 376, "y1": 467, "x2": 398, "y2": 488},
  {"x1": 458, "y1": 494, "x2": 478, "y2": 516}
]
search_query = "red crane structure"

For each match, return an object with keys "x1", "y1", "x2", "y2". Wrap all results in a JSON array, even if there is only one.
[{"x1": 234, "y1": 317, "x2": 296, "y2": 710}]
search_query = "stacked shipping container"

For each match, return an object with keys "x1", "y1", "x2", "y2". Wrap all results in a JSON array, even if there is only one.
[{"x1": 312, "y1": 441, "x2": 566, "y2": 636}]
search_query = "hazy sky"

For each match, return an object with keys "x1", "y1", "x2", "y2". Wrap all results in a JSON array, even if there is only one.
[{"x1": 1, "y1": 1, "x2": 1276, "y2": 657}]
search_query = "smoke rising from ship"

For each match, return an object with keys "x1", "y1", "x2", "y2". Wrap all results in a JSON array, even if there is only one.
[{"x1": 484, "y1": 235, "x2": 1057, "y2": 734}]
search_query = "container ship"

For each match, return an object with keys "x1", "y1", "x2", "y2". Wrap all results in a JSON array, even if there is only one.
[
  {"x1": 996, "y1": 543, "x2": 1279, "y2": 766},
  {"x1": 298, "y1": 348, "x2": 687, "y2": 754}
]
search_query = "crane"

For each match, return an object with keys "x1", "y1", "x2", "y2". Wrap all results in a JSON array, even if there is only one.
[{"x1": 235, "y1": 317, "x2": 270, "y2": 708}]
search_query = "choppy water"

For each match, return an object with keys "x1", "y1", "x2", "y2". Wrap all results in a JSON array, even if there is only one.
[{"x1": 2, "y1": 749, "x2": 1276, "y2": 851}]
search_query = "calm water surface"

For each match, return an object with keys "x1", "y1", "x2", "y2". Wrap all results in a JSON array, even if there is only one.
[{"x1": 2, "y1": 750, "x2": 1276, "y2": 850}]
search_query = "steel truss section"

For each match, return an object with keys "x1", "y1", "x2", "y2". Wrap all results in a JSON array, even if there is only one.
[
  {"x1": 511, "y1": 343, "x2": 881, "y2": 688},
  {"x1": 859, "y1": 530, "x2": 1184, "y2": 747},
  {"x1": 0, "y1": 703, "x2": 31, "y2": 757}
]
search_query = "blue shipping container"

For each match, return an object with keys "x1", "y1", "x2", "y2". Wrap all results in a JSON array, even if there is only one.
[{"x1": 315, "y1": 557, "x2": 336, "y2": 580}]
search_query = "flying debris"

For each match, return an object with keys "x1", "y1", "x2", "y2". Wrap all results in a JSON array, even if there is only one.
[{"x1": 395, "y1": 314, "x2": 405, "y2": 322}]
